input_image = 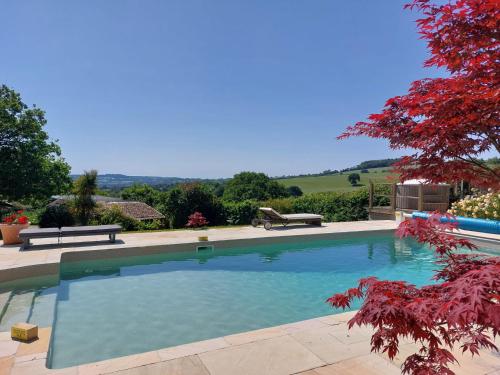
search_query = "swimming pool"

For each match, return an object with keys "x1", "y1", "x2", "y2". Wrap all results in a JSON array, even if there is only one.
[{"x1": 0, "y1": 233, "x2": 491, "y2": 368}]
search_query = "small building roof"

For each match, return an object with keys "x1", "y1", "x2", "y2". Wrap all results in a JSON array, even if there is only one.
[
  {"x1": 104, "y1": 201, "x2": 165, "y2": 221},
  {"x1": 51, "y1": 194, "x2": 123, "y2": 202},
  {"x1": 398, "y1": 179, "x2": 450, "y2": 186},
  {"x1": 49, "y1": 195, "x2": 123, "y2": 206}
]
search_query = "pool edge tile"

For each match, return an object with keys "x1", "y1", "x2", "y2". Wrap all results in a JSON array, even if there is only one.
[
  {"x1": 77, "y1": 350, "x2": 161, "y2": 375},
  {"x1": 157, "y1": 337, "x2": 230, "y2": 361}
]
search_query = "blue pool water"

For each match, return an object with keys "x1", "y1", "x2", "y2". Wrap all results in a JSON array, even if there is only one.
[{"x1": 1, "y1": 233, "x2": 486, "y2": 368}]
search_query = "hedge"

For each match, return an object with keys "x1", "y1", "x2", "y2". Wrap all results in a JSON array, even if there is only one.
[
  {"x1": 222, "y1": 200, "x2": 259, "y2": 225},
  {"x1": 261, "y1": 189, "x2": 371, "y2": 222}
]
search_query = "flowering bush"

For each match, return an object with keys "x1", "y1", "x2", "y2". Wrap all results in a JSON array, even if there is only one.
[
  {"x1": 448, "y1": 192, "x2": 500, "y2": 220},
  {"x1": 186, "y1": 212, "x2": 209, "y2": 228},
  {"x1": 2, "y1": 210, "x2": 29, "y2": 225}
]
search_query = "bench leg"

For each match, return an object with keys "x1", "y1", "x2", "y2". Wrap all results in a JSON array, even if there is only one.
[
  {"x1": 305, "y1": 220, "x2": 322, "y2": 226},
  {"x1": 109, "y1": 233, "x2": 116, "y2": 243},
  {"x1": 22, "y1": 238, "x2": 30, "y2": 250}
]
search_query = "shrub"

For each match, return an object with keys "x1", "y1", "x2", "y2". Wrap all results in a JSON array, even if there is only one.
[
  {"x1": 158, "y1": 183, "x2": 225, "y2": 228},
  {"x1": 222, "y1": 200, "x2": 259, "y2": 225},
  {"x1": 448, "y1": 192, "x2": 500, "y2": 220},
  {"x1": 261, "y1": 197, "x2": 295, "y2": 214},
  {"x1": 23, "y1": 208, "x2": 43, "y2": 226},
  {"x1": 94, "y1": 205, "x2": 139, "y2": 231},
  {"x1": 292, "y1": 190, "x2": 369, "y2": 222},
  {"x1": 137, "y1": 220, "x2": 164, "y2": 231},
  {"x1": 186, "y1": 212, "x2": 209, "y2": 228},
  {"x1": 38, "y1": 205, "x2": 75, "y2": 228},
  {"x1": 286, "y1": 185, "x2": 303, "y2": 197}
]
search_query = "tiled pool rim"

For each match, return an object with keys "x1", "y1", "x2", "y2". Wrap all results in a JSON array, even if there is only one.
[{"x1": 0, "y1": 221, "x2": 499, "y2": 374}]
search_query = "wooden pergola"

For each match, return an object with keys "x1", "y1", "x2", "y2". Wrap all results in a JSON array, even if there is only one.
[{"x1": 368, "y1": 180, "x2": 450, "y2": 220}]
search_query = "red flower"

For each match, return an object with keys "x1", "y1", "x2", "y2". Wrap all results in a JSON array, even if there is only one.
[
  {"x1": 17, "y1": 216, "x2": 28, "y2": 225},
  {"x1": 3, "y1": 216, "x2": 13, "y2": 224},
  {"x1": 2, "y1": 211, "x2": 29, "y2": 225}
]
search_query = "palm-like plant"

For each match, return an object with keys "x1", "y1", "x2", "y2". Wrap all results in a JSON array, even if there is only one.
[{"x1": 73, "y1": 170, "x2": 98, "y2": 225}]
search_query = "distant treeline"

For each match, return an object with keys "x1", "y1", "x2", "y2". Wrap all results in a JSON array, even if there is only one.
[
  {"x1": 275, "y1": 158, "x2": 402, "y2": 180},
  {"x1": 70, "y1": 174, "x2": 226, "y2": 191}
]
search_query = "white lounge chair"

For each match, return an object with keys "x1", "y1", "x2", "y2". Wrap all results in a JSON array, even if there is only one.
[{"x1": 253, "y1": 207, "x2": 323, "y2": 230}]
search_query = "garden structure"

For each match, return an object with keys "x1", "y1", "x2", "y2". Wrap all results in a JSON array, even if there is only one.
[{"x1": 368, "y1": 180, "x2": 450, "y2": 220}]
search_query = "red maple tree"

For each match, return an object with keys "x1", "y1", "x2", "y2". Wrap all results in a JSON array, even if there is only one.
[
  {"x1": 330, "y1": 1, "x2": 500, "y2": 374},
  {"x1": 340, "y1": 0, "x2": 499, "y2": 189},
  {"x1": 186, "y1": 211, "x2": 209, "y2": 228}
]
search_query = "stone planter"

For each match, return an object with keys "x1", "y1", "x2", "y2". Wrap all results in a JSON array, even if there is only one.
[{"x1": 0, "y1": 223, "x2": 29, "y2": 245}]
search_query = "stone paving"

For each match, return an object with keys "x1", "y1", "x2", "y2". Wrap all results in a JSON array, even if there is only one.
[{"x1": 0, "y1": 312, "x2": 498, "y2": 375}]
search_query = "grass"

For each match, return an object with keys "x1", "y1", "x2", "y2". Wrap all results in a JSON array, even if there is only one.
[{"x1": 278, "y1": 167, "x2": 397, "y2": 194}]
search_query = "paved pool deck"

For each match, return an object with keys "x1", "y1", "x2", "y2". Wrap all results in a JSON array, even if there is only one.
[
  {"x1": 0, "y1": 221, "x2": 499, "y2": 374},
  {"x1": 1, "y1": 311, "x2": 498, "y2": 375}
]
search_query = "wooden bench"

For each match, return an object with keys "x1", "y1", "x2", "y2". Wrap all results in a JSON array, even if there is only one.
[{"x1": 19, "y1": 225, "x2": 122, "y2": 249}]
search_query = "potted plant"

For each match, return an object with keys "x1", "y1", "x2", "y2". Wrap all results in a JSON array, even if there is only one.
[{"x1": 0, "y1": 210, "x2": 30, "y2": 245}]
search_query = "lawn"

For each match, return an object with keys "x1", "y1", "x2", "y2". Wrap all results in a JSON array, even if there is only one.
[{"x1": 277, "y1": 168, "x2": 396, "y2": 194}]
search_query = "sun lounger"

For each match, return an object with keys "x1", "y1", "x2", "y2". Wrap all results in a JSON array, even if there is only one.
[
  {"x1": 19, "y1": 225, "x2": 122, "y2": 249},
  {"x1": 253, "y1": 207, "x2": 323, "y2": 230}
]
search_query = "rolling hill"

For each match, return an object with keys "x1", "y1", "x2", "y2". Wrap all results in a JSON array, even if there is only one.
[{"x1": 278, "y1": 167, "x2": 397, "y2": 194}]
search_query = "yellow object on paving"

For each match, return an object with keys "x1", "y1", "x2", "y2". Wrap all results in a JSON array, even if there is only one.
[{"x1": 11, "y1": 323, "x2": 38, "y2": 342}]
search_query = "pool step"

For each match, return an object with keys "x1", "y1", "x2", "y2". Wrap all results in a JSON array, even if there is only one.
[
  {"x1": 0, "y1": 292, "x2": 12, "y2": 321},
  {"x1": 29, "y1": 288, "x2": 58, "y2": 327},
  {"x1": 0, "y1": 291, "x2": 35, "y2": 331}
]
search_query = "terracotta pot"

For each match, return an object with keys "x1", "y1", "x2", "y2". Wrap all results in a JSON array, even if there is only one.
[{"x1": 0, "y1": 223, "x2": 29, "y2": 245}]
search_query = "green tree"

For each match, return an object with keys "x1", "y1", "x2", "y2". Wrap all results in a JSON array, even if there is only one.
[
  {"x1": 0, "y1": 85, "x2": 71, "y2": 202},
  {"x1": 121, "y1": 184, "x2": 160, "y2": 206},
  {"x1": 222, "y1": 172, "x2": 289, "y2": 202},
  {"x1": 286, "y1": 185, "x2": 303, "y2": 197},
  {"x1": 347, "y1": 173, "x2": 360, "y2": 186},
  {"x1": 158, "y1": 183, "x2": 223, "y2": 228},
  {"x1": 73, "y1": 170, "x2": 98, "y2": 225}
]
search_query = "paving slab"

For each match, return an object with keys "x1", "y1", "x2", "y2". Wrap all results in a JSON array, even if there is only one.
[
  {"x1": 303, "y1": 354, "x2": 401, "y2": 375},
  {"x1": 113, "y1": 355, "x2": 210, "y2": 375},
  {"x1": 291, "y1": 327, "x2": 372, "y2": 364},
  {"x1": 199, "y1": 334, "x2": 325, "y2": 375},
  {"x1": 0, "y1": 356, "x2": 15, "y2": 375},
  {"x1": 15, "y1": 327, "x2": 51, "y2": 357},
  {"x1": 157, "y1": 337, "x2": 229, "y2": 361},
  {"x1": 78, "y1": 350, "x2": 161, "y2": 375},
  {"x1": 224, "y1": 325, "x2": 287, "y2": 346}
]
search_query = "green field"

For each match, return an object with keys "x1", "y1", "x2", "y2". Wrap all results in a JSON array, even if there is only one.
[{"x1": 278, "y1": 168, "x2": 396, "y2": 194}]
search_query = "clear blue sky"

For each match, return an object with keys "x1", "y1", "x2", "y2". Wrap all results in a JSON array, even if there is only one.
[{"x1": 2, "y1": 0, "x2": 443, "y2": 178}]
